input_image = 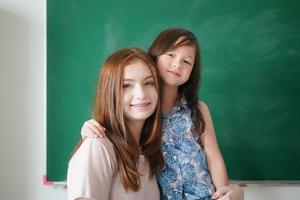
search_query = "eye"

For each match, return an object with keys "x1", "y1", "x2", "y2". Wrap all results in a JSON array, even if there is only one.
[
  {"x1": 184, "y1": 60, "x2": 192, "y2": 66},
  {"x1": 165, "y1": 52, "x2": 174, "y2": 57},
  {"x1": 145, "y1": 81, "x2": 154, "y2": 86},
  {"x1": 123, "y1": 83, "x2": 131, "y2": 89}
]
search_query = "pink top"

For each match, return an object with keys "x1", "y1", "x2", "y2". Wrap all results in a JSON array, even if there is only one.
[{"x1": 67, "y1": 137, "x2": 160, "y2": 200}]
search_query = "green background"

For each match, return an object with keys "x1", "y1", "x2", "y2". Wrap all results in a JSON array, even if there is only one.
[{"x1": 47, "y1": 0, "x2": 300, "y2": 181}]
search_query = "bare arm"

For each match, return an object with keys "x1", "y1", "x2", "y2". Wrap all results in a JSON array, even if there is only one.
[{"x1": 199, "y1": 101, "x2": 228, "y2": 190}]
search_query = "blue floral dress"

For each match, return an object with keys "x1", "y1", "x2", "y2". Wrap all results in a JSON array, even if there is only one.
[{"x1": 157, "y1": 97, "x2": 214, "y2": 200}]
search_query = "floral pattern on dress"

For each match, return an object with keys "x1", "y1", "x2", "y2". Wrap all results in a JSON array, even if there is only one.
[{"x1": 157, "y1": 97, "x2": 214, "y2": 200}]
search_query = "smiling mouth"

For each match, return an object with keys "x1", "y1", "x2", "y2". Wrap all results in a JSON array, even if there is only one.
[
  {"x1": 130, "y1": 102, "x2": 151, "y2": 107},
  {"x1": 167, "y1": 70, "x2": 180, "y2": 77}
]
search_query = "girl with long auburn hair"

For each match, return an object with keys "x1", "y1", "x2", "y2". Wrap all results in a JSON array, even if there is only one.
[
  {"x1": 80, "y1": 28, "x2": 244, "y2": 200},
  {"x1": 67, "y1": 48, "x2": 164, "y2": 200}
]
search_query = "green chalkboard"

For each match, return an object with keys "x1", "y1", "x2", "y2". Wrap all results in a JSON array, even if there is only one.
[{"x1": 47, "y1": 0, "x2": 300, "y2": 182}]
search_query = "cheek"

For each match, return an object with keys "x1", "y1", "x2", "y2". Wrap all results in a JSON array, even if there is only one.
[
  {"x1": 149, "y1": 88, "x2": 158, "y2": 104},
  {"x1": 156, "y1": 61, "x2": 162, "y2": 69},
  {"x1": 156, "y1": 60, "x2": 166, "y2": 75},
  {"x1": 122, "y1": 92, "x2": 130, "y2": 105},
  {"x1": 157, "y1": 57, "x2": 167, "y2": 69},
  {"x1": 183, "y1": 68, "x2": 193, "y2": 81},
  {"x1": 186, "y1": 67, "x2": 193, "y2": 77},
  {"x1": 157, "y1": 67, "x2": 164, "y2": 77},
  {"x1": 187, "y1": 68, "x2": 193, "y2": 76},
  {"x1": 153, "y1": 90, "x2": 158, "y2": 104}
]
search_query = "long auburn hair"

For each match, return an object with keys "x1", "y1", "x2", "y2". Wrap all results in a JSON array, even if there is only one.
[
  {"x1": 148, "y1": 28, "x2": 206, "y2": 137},
  {"x1": 93, "y1": 48, "x2": 164, "y2": 191}
]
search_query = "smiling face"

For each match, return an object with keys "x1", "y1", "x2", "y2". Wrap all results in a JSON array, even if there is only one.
[
  {"x1": 122, "y1": 60, "x2": 158, "y2": 123},
  {"x1": 156, "y1": 38, "x2": 196, "y2": 88}
]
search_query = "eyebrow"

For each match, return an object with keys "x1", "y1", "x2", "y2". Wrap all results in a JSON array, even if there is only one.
[
  {"x1": 124, "y1": 75, "x2": 154, "y2": 82},
  {"x1": 164, "y1": 51, "x2": 194, "y2": 59}
]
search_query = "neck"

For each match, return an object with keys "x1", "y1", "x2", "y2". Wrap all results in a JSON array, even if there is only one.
[
  {"x1": 161, "y1": 84, "x2": 180, "y2": 114},
  {"x1": 126, "y1": 120, "x2": 144, "y2": 145}
]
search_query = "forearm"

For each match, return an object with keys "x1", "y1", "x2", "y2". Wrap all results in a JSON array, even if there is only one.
[
  {"x1": 198, "y1": 101, "x2": 229, "y2": 189},
  {"x1": 206, "y1": 149, "x2": 228, "y2": 190}
]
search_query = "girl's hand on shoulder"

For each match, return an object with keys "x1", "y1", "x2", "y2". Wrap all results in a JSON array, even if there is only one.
[
  {"x1": 212, "y1": 184, "x2": 244, "y2": 200},
  {"x1": 81, "y1": 119, "x2": 106, "y2": 138}
]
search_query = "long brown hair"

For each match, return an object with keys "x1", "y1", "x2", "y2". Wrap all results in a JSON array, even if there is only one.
[
  {"x1": 93, "y1": 48, "x2": 164, "y2": 191},
  {"x1": 148, "y1": 28, "x2": 206, "y2": 137}
]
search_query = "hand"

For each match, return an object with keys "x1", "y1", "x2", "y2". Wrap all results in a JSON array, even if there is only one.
[
  {"x1": 81, "y1": 119, "x2": 106, "y2": 138},
  {"x1": 212, "y1": 184, "x2": 244, "y2": 200}
]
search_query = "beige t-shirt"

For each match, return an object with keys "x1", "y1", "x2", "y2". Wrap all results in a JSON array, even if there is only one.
[{"x1": 67, "y1": 137, "x2": 160, "y2": 200}]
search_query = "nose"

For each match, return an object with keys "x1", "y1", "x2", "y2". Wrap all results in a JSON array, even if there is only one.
[
  {"x1": 135, "y1": 84, "x2": 147, "y2": 99},
  {"x1": 172, "y1": 58, "x2": 181, "y2": 69}
]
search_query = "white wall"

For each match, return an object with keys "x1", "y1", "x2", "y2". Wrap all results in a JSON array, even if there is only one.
[
  {"x1": 0, "y1": 0, "x2": 66, "y2": 199},
  {"x1": 0, "y1": 0, "x2": 299, "y2": 199}
]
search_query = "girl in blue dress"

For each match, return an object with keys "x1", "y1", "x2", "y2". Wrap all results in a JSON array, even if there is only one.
[{"x1": 80, "y1": 28, "x2": 244, "y2": 200}]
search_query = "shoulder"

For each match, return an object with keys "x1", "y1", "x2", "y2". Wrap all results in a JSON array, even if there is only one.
[
  {"x1": 70, "y1": 137, "x2": 117, "y2": 170},
  {"x1": 67, "y1": 138, "x2": 117, "y2": 199},
  {"x1": 197, "y1": 100, "x2": 215, "y2": 126},
  {"x1": 198, "y1": 101, "x2": 211, "y2": 116},
  {"x1": 81, "y1": 137, "x2": 114, "y2": 153}
]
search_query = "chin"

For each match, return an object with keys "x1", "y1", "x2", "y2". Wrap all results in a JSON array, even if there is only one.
[
  {"x1": 130, "y1": 113, "x2": 153, "y2": 121},
  {"x1": 164, "y1": 79, "x2": 183, "y2": 87},
  {"x1": 126, "y1": 109, "x2": 155, "y2": 122}
]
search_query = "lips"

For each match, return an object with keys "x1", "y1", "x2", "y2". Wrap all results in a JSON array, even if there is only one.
[
  {"x1": 167, "y1": 70, "x2": 180, "y2": 77},
  {"x1": 130, "y1": 102, "x2": 151, "y2": 108}
]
